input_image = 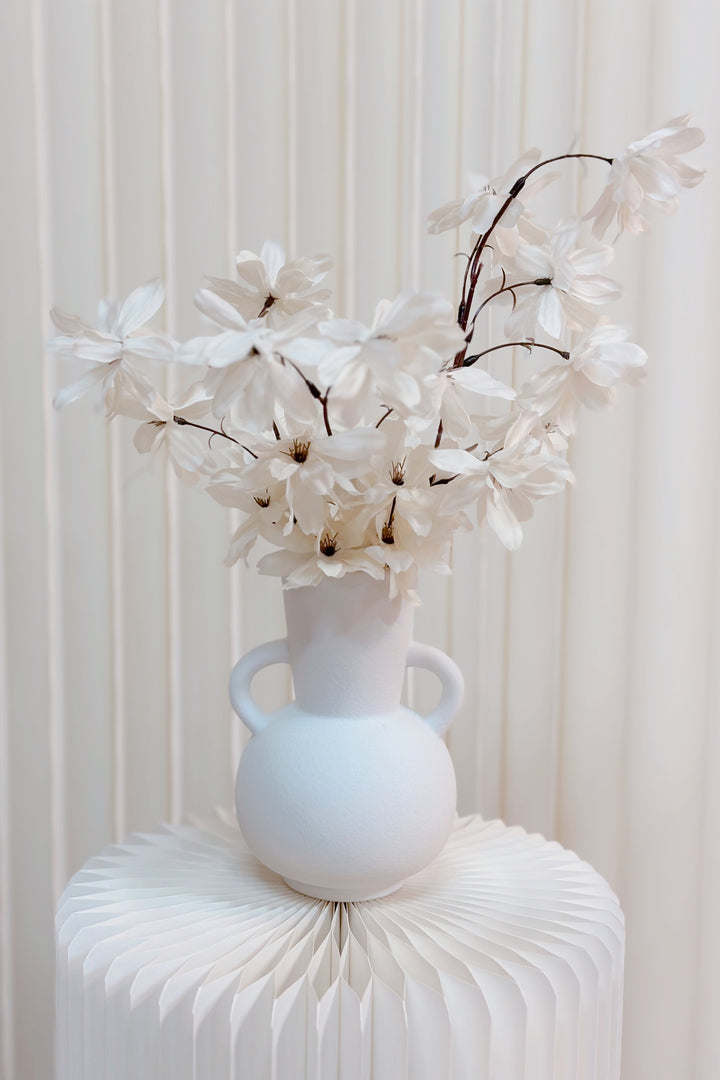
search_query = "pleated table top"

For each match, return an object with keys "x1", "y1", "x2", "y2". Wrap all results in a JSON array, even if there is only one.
[{"x1": 56, "y1": 813, "x2": 624, "y2": 1080}]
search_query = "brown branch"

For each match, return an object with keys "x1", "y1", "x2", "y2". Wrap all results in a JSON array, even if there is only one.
[
  {"x1": 172, "y1": 415, "x2": 258, "y2": 458},
  {"x1": 454, "y1": 151, "x2": 613, "y2": 362},
  {"x1": 462, "y1": 341, "x2": 569, "y2": 367}
]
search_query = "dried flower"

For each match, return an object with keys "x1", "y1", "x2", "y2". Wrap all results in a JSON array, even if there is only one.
[{"x1": 49, "y1": 118, "x2": 703, "y2": 592}]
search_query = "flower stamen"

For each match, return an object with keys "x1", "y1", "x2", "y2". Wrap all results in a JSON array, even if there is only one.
[
  {"x1": 389, "y1": 459, "x2": 406, "y2": 486},
  {"x1": 320, "y1": 531, "x2": 339, "y2": 556},
  {"x1": 287, "y1": 438, "x2": 310, "y2": 463},
  {"x1": 258, "y1": 294, "x2": 277, "y2": 318},
  {"x1": 381, "y1": 496, "x2": 397, "y2": 544}
]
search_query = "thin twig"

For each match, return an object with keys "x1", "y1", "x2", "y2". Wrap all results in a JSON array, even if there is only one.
[
  {"x1": 462, "y1": 341, "x2": 570, "y2": 367},
  {"x1": 172, "y1": 415, "x2": 258, "y2": 457},
  {"x1": 284, "y1": 357, "x2": 323, "y2": 400},
  {"x1": 470, "y1": 277, "x2": 552, "y2": 328},
  {"x1": 283, "y1": 355, "x2": 332, "y2": 434},
  {"x1": 321, "y1": 390, "x2": 333, "y2": 436}
]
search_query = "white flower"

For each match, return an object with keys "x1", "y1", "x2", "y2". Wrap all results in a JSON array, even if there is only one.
[
  {"x1": 235, "y1": 426, "x2": 388, "y2": 536},
  {"x1": 207, "y1": 477, "x2": 292, "y2": 564},
  {"x1": 469, "y1": 406, "x2": 568, "y2": 459},
  {"x1": 586, "y1": 115, "x2": 705, "y2": 239},
  {"x1": 437, "y1": 362, "x2": 516, "y2": 439},
  {"x1": 519, "y1": 325, "x2": 647, "y2": 435},
  {"x1": 199, "y1": 241, "x2": 332, "y2": 327},
  {"x1": 179, "y1": 303, "x2": 324, "y2": 427},
  {"x1": 355, "y1": 436, "x2": 439, "y2": 538},
  {"x1": 430, "y1": 443, "x2": 572, "y2": 549},
  {"x1": 489, "y1": 212, "x2": 549, "y2": 271},
  {"x1": 504, "y1": 221, "x2": 621, "y2": 340},
  {"x1": 257, "y1": 520, "x2": 385, "y2": 588},
  {"x1": 491, "y1": 407, "x2": 568, "y2": 458},
  {"x1": 427, "y1": 149, "x2": 554, "y2": 236},
  {"x1": 312, "y1": 292, "x2": 465, "y2": 424},
  {"x1": 364, "y1": 504, "x2": 457, "y2": 602},
  {"x1": 135, "y1": 386, "x2": 219, "y2": 481},
  {"x1": 47, "y1": 111, "x2": 703, "y2": 599},
  {"x1": 50, "y1": 280, "x2": 173, "y2": 409}
]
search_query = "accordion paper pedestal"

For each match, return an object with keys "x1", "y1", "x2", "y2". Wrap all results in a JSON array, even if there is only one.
[{"x1": 55, "y1": 813, "x2": 624, "y2": 1080}]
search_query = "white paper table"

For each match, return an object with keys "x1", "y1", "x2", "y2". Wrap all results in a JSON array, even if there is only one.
[{"x1": 56, "y1": 813, "x2": 624, "y2": 1080}]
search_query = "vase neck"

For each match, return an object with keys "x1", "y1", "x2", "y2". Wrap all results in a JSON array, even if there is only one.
[{"x1": 283, "y1": 575, "x2": 413, "y2": 717}]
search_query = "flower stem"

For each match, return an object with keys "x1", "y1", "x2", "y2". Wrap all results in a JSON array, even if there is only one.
[
  {"x1": 481, "y1": 152, "x2": 613, "y2": 263},
  {"x1": 284, "y1": 356, "x2": 333, "y2": 435},
  {"x1": 172, "y1": 415, "x2": 258, "y2": 458},
  {"x1": 470, "y1": 278, "x2": 552, "y2": 327},
  {"x1": 463, "y1": 341, "x2": 570, "y2": 366},
  {"x1": 321, "y1": 391, "x2": 333, "y2": 436},
  {"x1": 454, "y1": 151, "x2": 613, "y2": 362}
]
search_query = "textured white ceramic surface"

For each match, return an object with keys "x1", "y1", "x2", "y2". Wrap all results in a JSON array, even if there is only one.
[
  {"x1": 55, "y1": 813, "x2": 625, "y2": 1080},
  {"x1": 229, "y1": 576, "x2": 464, "y2": 900}
]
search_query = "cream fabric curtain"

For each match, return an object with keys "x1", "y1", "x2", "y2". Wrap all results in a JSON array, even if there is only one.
[{"x1": 0, "y1": 2, "x2": 717, "y2": 1077}]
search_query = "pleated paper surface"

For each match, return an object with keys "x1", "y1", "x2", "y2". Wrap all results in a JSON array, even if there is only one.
[{"x1": 56, "y1": 814, "x2": 623, "y2": 1080}]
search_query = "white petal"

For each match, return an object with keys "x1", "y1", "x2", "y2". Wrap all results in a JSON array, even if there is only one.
[
  {"x1": 73, "y1": 337, "x2": 122, "y2": 363},
  {"x1": 116, "y1": 280, "x2": 165, "y2": 337},
  {"x1": 176, "y1": 335, "x2": 215, "y2": 366},
  {"x1": 123, "y1": 334, "x2": 175, "y2": 362},
  {"x1": 314, "y1": 427, "x2": 384, "y2": 463},
  {"x1": 260, "y1": 240, "x2": 286, "y2": 284},
  {"x1": 195, "y1": 288, "x2": 250, "y2": 331},
  {"x1": 209, "y1": 364, "x2": 254, "y2": 415},
  {"x1": 426, "y1": 198, "x2": 468, "y2": 234},
  {"x1": 50, "y1": 308, "x2": 85, "y2": 334},
  {"x1": 53, "y1": 363, "x2": 113, "y2": 408},
  {"x1": 428, "y1": 447, "x2": 488, "y2": 476},
  {"x1": 319, "y1": 318, "x2": 368, "y2": 344},
  {"x1": 318, "y1": 345, "x2": 362, "y2": 383},
  {"x1": 450, "y1": 366, "x2": 516, "y2": 399},
  {"x1": 205, "y1": 330, "x2": 260, "y2": 367},
  {"x1": 204, "y1": 276, "x2": 261, "y2": 319},
  {"x1": 487, "y1": 491, "x2": 523, "y2": 549},
  {"x1": 282, "y1": 336, "x2": 335, "y2": 368},
  {"x1": 133, "y1": 421, "x2": 163, "y2": 454},
  {"x1": 495, "y1": 147, "x2": 542, "y2": 192}
]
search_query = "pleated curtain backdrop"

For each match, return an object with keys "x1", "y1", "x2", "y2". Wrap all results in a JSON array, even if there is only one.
[{"x1": 0, "y1": 2, "x2": 718, "y2": 1078}]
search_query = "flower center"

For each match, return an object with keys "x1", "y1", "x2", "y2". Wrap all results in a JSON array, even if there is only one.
[
  {"x1": 289, "y1": 438, "x2": 310, "y2": 463},
  {"x1": 320, "y1": 531, "x2": 339, "y2": 557},
  {"x1": 381, "y1": 495, "x2": 397, "y2": 544},
  {"x1": 258, "y1": 294, "x2": 277, "y2": 318},
  {"x1": 254, "y1": 492, "x2": 271, "y2": 508},
  {"x1": 390, "y1": 459, "x2": 406, "y2": 486}
]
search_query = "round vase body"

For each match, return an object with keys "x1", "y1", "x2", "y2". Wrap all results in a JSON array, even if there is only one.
[{"x1": 230, "y1": 575, "x2": 463, "y2": 901}]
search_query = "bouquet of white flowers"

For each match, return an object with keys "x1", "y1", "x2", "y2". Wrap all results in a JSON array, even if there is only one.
[{"x1": 49, "y1": 116, "x2": 704, "y2": 602}]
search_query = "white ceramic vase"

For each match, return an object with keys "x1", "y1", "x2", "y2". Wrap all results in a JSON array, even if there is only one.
[{"x1": 229, "y1": 573, "x2": 464, "y2": 901}]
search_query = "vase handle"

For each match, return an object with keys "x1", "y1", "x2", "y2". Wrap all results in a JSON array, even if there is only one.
[
  {"x1": 229, "y1": 638, "x2": 290, "y2": 736},
  {"x1": 406, "y1": 642, "x2": 464, "y2": 737}
]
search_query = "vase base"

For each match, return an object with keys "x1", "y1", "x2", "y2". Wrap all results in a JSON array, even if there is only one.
[{"x1": 282, "y1": 877, "x2": 405, "y2": 902}]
